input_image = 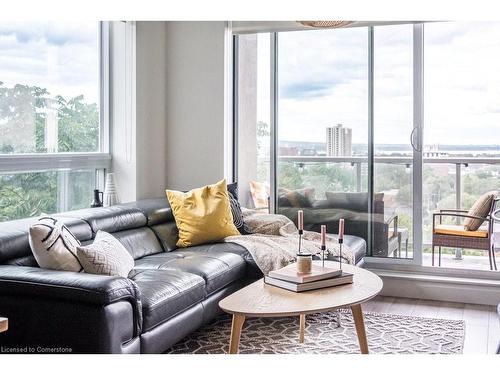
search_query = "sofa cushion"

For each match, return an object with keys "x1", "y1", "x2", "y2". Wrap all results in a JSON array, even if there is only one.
[
  {"x1": 149, "y1": 222, "x2": 179, "y2": 252},
  {"x1": 134, "y1": 242, "x2": 261, "y2": 274},
  {"x1": 186, "y1": 242, "x2": 262, "y2": 279},
  {"x1": 324, "y1": 192, "x2": 384, "y2": 212},
  {"x1": 278, "y1": 187, "x2": 315, "y2": 208},
  {"x1": 172, "y1": 252, "x2": 246, "y2": 294},
  {"x1": 325, "y1": 192, "x2": 369, "y2": 211},
  {"x1": 123, "y1": 198, "x2": 174, "y2": 226},
  {"x1": 63, "y1": 206, "x2": 147, "y2": 234},
  {"x1": 129, "y1": 269, "x2": 205, "y2": 331},
  {"x1": 134, "y1": 247, "x2": 246, "y2": 295},
  {"x1": 434, "y1": 224, "x2": 488, "y2": 238},
  {"x1": 134, "y1": 252, "x2": 185, "y2": 268},
  {"x1": 278, "y1": 207, "x2": 370, "y2": 228},
  {"x1": 110, "y1": 227, "x2": 164, "y2": 260},
  {"x1": 320, "y1": 234, "x2": 366, "y2": 265}
]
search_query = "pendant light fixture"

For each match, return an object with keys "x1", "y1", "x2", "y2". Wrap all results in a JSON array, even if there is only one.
[{"x1": 298, "y1": 21, "x2": 354, "y2": 28}]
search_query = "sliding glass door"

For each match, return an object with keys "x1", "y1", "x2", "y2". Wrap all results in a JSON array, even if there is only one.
[
  {"x1": 422, "y1": 22, "x2": 500, "y2": 270},
  {"x1": 372, "y1": 24, "x2": 421, "y2": 261},
  {"x1": 234, "y1": 22, "x2": 500, "y2": 274},
  {"x1": 234, "y1": 25, "x2": 423, "y2": 264},
  {"x1": 276, "y1": 28, "x2": 369, "y2": 241}
]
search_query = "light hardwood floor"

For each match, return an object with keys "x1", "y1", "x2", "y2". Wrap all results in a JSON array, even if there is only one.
[{"x1": 361, "y1": 296, "x2": 499, "y2": 354}]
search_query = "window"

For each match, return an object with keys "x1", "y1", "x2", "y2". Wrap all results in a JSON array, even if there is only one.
[
  {"x1": 234, "y1": 22, "x2": 500, "y2": 274},
  {"x1": 422, "y1": 21, "x2": 500, "y2": 268},
  {"x1": 0, "y1": 21, "x2": 110, "y2": 221},
  {"x1": 275, "y1": 28, "x2": 370, "y2": 243},
  {"x1": 277, "y1": 28, "x2": 368, "y2": 198},
  {"x1": 373, "y1": 24, "x2": 414, "y2": 259},
  {"x1": 235, "y1": 33, "x2": 271, "y2": 209}
]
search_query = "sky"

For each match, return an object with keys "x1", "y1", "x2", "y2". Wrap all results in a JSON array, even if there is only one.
[
  {"x1": 1, "y1": 21, "x2": 500, "y2": 146},
  {"x1": 0, "y1": 21, "x2": 100, "y2": 104},
  {"x1": 255, "y1": 22, "x2": 500, "y2": 146}
]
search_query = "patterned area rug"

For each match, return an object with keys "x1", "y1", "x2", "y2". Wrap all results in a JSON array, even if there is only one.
[{"x1": 166, "y1": 309, "x2": 465, "y2": 354}]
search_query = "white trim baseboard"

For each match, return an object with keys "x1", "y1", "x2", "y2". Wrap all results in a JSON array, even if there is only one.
[{"x1": 370, "y1": 269, "x2": 500, "y2": 306}]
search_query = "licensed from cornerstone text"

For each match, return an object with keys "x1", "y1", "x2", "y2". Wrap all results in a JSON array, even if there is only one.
[{"x1": 1, "y1": 346, "x2": 73, "y2": 353}]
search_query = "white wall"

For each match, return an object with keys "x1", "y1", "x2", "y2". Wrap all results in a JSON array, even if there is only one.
[
  {"x1": 110, "y1": 21, "x2": 137, "y2": 202},
  {"x1": 110, "y1": 21, "x2": 227, "y2": 201},
  {"x1": 110, "y1": 21, "x2": 169, "y2": 202},
  {"x1": 136, "y1": 21, "x2": 168, "y2": 199},
  {"x1": 164, "y1": 21, "x2": 228, "y2": 191}
]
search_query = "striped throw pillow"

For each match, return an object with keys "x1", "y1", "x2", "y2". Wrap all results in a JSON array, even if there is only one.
[{"x1": 227, "y1": 182, "x2": 251, "y2": 235}]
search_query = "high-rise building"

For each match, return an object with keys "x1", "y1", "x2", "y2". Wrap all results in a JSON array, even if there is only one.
[
  {"x1": 326, "y1": 124, "x2": 352, "y2": 156},
  {"x1": 343, "y1": 127, "x2": 352, "y2": 156}
]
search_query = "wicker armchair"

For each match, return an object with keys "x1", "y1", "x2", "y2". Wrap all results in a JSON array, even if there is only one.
[{"x1": 431, "y1": 198, "x2": 499, "y2": 270}]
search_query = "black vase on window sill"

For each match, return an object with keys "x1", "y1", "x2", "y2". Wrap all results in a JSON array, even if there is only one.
[{"x1": 90, "y1": 189, "x2": 104, "y2": 208}]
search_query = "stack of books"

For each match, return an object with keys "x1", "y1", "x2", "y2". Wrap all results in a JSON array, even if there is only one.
[{"x1": 264, "y1": 264, "x2": 353, "y2": 292}]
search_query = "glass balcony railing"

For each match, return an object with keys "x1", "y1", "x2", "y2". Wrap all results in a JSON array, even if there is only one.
[{"x1": 270, "y1": 155, "x2": 500, "y2": 270}]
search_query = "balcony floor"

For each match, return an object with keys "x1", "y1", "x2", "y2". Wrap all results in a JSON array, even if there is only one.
[
  {"x1": 421, "y1": 252, "x2": 497, "y2": 271},
  {"x1": 388, "y1": 251, "x2": 496, "y2": 271}
]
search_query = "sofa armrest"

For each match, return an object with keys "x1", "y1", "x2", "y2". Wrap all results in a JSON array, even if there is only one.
[{"x1": 0, "y1": 265, "x2": 142, "y2": 337}]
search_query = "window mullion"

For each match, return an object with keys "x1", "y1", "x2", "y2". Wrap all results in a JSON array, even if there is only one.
[
  {"x1": 412, "y1": 23, "x2": 424, "y2": 266},
  {"x1": 270, "y1": 32, "x2": 278, "y2": 214}
]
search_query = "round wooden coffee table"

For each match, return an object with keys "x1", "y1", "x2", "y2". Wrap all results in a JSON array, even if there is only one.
[{"x1": 219, "y1": 262, "x2": 382, "y2": 354}]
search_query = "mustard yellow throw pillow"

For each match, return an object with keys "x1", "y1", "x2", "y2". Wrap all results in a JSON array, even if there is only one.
[{"x1": 166, "y1": 179, "x2": 240, "y2": 248}]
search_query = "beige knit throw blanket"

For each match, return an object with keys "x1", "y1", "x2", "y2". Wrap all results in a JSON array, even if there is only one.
[{"x1": 224, "y1": 209, "x2": 354, "y2": 275}]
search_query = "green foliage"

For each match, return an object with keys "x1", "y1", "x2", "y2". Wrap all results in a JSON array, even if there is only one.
[
  {"x1": 275, "y1": 157, "x2": 500, "y2": 252},
  {"x1": 0, "y1": 83, "x2": 99, "y2": 222},
  {"x1": 0, "y1": 83, "x2": 48, "y2": 153},
  {"x1": 0, "y1": 172, "x2": 57, "y2": 221},
  {"x1": 278, "y1": 162, "x2": 304, "y2": 190},
  {"x1": 256, "y1": 121, "x2": 269, "y2": 147},
  {"x1": 57, "y1": 95, "x2": 99, "y2": 152}
]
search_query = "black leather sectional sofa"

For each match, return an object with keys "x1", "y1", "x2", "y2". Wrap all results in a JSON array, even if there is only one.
[{"x1": 0, "y1": 198, "x2": 365, "y2": 353}]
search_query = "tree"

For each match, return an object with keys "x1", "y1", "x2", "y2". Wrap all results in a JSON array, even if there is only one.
[
  {"x1": 256, "y1": 121, "x2": 269, "y2": 152},
  {"x1": 0, "y1": 82, "x2": 48, "y2": 153},
  {"x1": 57, "y1": 95, "x2": 99, "y2": 152},
  {"x1": 0, "y1": 83, "x2": 99, "y2": 222}
]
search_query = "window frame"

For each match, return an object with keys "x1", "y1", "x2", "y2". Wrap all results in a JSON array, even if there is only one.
[
  {"x1": 231, "y1": 22, "x2": 500, "y2": 282},
  {"x1": 0, "y1": 21, "x2": 111, "y2": 221},
  {"x1": 0, "y1": 21, "x2": 111, "y2": 188}
]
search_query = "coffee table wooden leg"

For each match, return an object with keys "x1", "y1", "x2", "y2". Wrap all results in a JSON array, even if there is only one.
[
  {"x1": 299, "y1": 314, "x2": 305, "y2": 343},
  {"x1": 0, "y1": 317, "x2": 8, "y2": 333},
  {"x1": 351, "y1": 304, "x2": 369, "y2": 354},
  {"x1": 229, "y1": 314, "x2": 245, "y2": 354}
]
